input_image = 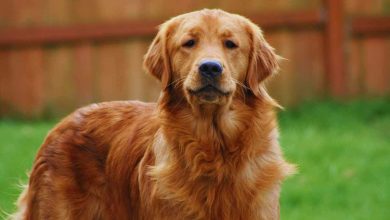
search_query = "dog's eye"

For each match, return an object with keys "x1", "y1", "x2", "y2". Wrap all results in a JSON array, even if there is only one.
[
  {"x1": 182, "y1": 39, "x2": 196, "y2": 48},
  {"x1": 224, "y1": 40, "x2": 238, "y2": 49}
]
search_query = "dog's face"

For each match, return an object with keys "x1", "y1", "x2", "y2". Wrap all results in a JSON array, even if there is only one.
[{"x1": 144, "y1": 9, "x2": 279, "y2": 106}]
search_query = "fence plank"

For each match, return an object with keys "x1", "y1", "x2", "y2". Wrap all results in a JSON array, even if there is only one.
[
  {"x1": 125, "y1": 40, "x2": 159, "y2": 101},
  {"x1": 267, "y1": 31, "x2": 297, "y2": 106},
  {"x1": 363, "y1": 38, "x2": 390, "y2": 95},
  {"x1": 291, "y1": 30, "x2": 326, "y2": 102},
  {"x1": 0, "y1": 50, "x2": 10, "y2": 115},
  {"x1": 43, "y1": 47, "x2": 75, "y2": 115},
  {"x1": 347, "y1": 39, "x2": 363, "y2": 97},
  {"x1": 74, "y1": 43, "x2": 94, "y2": 106},
  {"x1": 95, "y1": 42, "x2": 132, "y2": 101},
  {"x1": 352, "y1": 16, "x2": 390, "y2": 36},
  {"x1": 0, "y1": 21, "x2": 160, "y2": 47},
  {"x1": 324, "y1": 0, "x2": 346, "y2": 96},
  {"x1": 6, "y1": 48, "x2": 44, "y2": 117}
]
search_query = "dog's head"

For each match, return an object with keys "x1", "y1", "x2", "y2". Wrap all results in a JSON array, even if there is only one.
[{"x1": 144, "y1": 9, "x2": 279, "y2": 106}]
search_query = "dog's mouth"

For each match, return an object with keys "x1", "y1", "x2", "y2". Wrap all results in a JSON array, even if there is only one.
[{"x1": 187, "y1": 85, "x2": 231, "y2": 103}]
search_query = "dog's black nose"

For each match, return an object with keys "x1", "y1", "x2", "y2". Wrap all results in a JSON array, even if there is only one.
[{"x1": 198, "y1": 60, "x2": 223, "y2": 78}]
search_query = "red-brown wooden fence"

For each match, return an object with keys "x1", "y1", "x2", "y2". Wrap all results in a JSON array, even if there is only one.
[{"x1": 0, "y1": 0, "x2": 389, "y2": 118}]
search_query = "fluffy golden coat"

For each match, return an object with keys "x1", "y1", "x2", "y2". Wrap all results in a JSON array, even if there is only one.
[{"x1": 12, "y1": 9, "x2": 294, "y2": 220}]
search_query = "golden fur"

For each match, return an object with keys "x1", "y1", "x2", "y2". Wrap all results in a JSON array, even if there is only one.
[{"x1": 12, "y1": 9, "x2": 294, "y2": 220}]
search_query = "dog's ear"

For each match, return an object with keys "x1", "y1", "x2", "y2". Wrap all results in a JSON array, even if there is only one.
[
  {"x1": 245, "y1": 22, "x2": 280, "y2": 98},
  {"x1": 143, "y1": 21, "x2": 175, "y2": 89}
]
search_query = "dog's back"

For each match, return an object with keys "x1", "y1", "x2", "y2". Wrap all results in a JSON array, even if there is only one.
[{"x1": 12, "y1": 101, "x2": 158, "y2": 219}]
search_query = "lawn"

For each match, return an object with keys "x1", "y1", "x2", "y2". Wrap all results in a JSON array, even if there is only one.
[{"x1": 0, "y1": 98, "x2": 389, "y2": 219}]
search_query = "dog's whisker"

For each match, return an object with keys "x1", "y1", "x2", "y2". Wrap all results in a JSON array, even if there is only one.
[
  {"x1": 230, "y1": 78, "x2": 248, "y2": 102},
  {"x1": 232, "y1": 78, "x2": 249, "y2": 90},
  {"x1": 168, "y1": 77, "x2": 185, "y2": 89},
  {"x1": 174, "y1": 79, "x2": 185, "y2": 88}
]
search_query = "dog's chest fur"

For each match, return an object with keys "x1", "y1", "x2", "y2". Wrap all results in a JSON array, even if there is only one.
[{"x1": 135, "y1": 100, "x2": 288, "y2": 220}]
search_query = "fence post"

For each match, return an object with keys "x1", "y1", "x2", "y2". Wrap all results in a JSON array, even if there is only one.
[{"x1": 324, "y1": 0, "x2": 346, "y2": 97}]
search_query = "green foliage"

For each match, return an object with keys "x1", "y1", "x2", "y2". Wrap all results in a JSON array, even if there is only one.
[{"x1": 0, "y1": 98, "x2": 389, "y2": 219}]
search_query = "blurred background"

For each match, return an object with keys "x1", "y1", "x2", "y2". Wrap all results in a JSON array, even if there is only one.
[{"x1": 0, "y1": 0, "x2": 389, "y2": 219}]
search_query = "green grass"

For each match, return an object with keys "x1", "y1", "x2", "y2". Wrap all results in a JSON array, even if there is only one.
[
  {"x1": 279, "y1": 98, "x2": 390, "y2": 219},
  {"x1": 0, "y1": 98, "x2": 389, "y2": 219},
  {"x1": 0, "y1": 120, "x2": 55, "y2": 216}
]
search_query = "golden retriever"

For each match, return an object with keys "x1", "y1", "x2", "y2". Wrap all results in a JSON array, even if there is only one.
[{"x1": 11, "y1": 9, "x2": 295, "y2": 220}]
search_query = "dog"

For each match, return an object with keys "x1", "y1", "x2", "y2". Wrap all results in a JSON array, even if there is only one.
[{"x1": 11, "y1": 9, "x2": 295, "y2": 220}]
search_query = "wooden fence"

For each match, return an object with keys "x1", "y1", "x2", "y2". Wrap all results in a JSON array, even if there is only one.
[{"x1": 0, "y1": 0, "x2": 389, "y2": 118}]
